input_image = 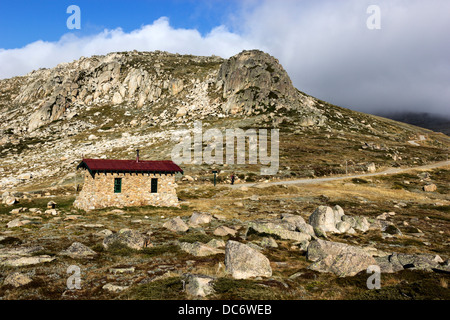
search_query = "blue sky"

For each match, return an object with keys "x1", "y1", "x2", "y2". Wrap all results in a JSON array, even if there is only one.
[
  {"x1": 0, "y1": 0, "x2": 449, "y2": 117},
  {"x1": 0, "y1": 0, "x2": 241, "y2": 49}
]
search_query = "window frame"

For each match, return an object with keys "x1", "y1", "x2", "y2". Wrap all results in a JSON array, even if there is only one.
[
  {"x1": 114, "y1": 178, "x2": 122, "y2": 194},
  {"x1": 151, "y1": 178, "x2": 158, "y2": 193}
]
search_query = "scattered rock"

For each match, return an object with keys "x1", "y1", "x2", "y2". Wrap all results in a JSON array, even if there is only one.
[
  {"x1": 423, "y1": 184, "x2": 437, "y2": 192},
  {"x1": 225, "y1": 240, "x2": 272, "y2": 279},
  {"x1": 18, "y1": 173, "x2": 33, "y2": 180},
  {"x1": 103, "y1": 229, "x2": 150, "y2": 251},
  {"x1": 336, "y1": 221, "x2": 353, "y2": 233},
  {"x1": 163, "y1": 217, "x2": 189, "y2": 232},
  {"x1": 375, "y1": 253, "x2": 444, "y2": 273},
  {"x1": 307, "y1": 239, "x2": 377, "y2": 277},
  {"x1": 417, "y1": 172, "x2": 431, "y2": 180},
  {"x1": 45, "y1": 209, "x2": 58, "y2": 216},
  {"x1": 4, "y1": 273, "x2": 33, "y2": 287},
  {"x1": 248, "y1": 222, "x2": 311, "y2": 242},
  {"x1": 309, "y1": 206, "x2": 339, "y2": 233},
  {"x1": 109, "y1": 267, "x2": 135, "y2": 274},
  {"x1": 10, "y1": 208, "x2": 24, "y2": 214},
  {"x1": 214, "y1": 226, "x2": 238, "y2": 237},
  {"x1": 381, "y1": 222, "x2": 403, "y2": 236},
  {"x1": 190, "y1": 212, "x2": 212, "y2": 225},
  {"x1": 207, "y1": 239, "x2": 226, "y2": 248},
  {"x1": 366, "y1": 163, "x2": 376, "y2": 173},
  {"x1": 4, "y1": 196, "x2": 18, "y2": 206},
  {"x1": 179, "y1": 242, "x2": 224, "y2": 257},
  {"x1": 260, "y1": 237, "x2": 278, "y2": 248},
  {"x1": 213, "y1": 214, "x2": 226, "y2": 221},
  {"x1": 185, "y1": 274, "x2": 215, "y2": 297},
  {"x1": 2, "y1": 256, "x2": 55, "y2": 267},
  {"x1": 7, "y1": 219, "x2": 31, "y2": 228},
  {"x1": 60, "y1": 242, "x2": 97, "y2": 259},
  {"x1": 95, "y1": 229, "x2": 114, "y2": 237},
  {"x1": 176, "y1": 107, "x2": 187, "y2": 117},
  {"x1": 103, "y1": 283, "x2": 129, "y2": 293},
  {"x1": 294, "y1": 240, "x2": 310, "y2": 251},
  {"x1": 353, "y1": 216, "x2": 370, "y2": 233},
  {"x1": 281, "y1": 213, "x2": 315, "y2": 237}
]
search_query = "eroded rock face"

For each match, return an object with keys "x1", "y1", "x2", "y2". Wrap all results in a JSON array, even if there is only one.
[
  {"x1": 225, "y1": 240, "x2": 272, "y2": 279},
  {"x1": 28, "y1": 95, "x2": 70, "y2": 131},
  {"x1": 217, "y1": 50, "x2": 298, "y2": 115}
]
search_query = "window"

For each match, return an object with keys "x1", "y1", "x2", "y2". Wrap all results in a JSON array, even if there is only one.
[
  {"x1": 151, "y1": 178, "x2": 158, "y2": 193},
  {"x1": 114, "y1": 178, "x2": 122, "y2": 193}
]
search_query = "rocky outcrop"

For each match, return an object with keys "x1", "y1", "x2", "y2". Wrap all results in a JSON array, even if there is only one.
[
  {"x1": 217, "y1": 50, "x2": 298, "y2": 115},
  {"x1": 28, "y1": 95, "x2": 70, "y2": 131}
]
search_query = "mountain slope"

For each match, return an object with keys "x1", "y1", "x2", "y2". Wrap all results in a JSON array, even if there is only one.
[{"x1": 0, "y1": 50, "x2": 448, "y2": 192}]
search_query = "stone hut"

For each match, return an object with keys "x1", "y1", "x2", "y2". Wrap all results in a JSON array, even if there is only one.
[{"x1": 74, "y1": 152, "x2": 183, "y2": 211}]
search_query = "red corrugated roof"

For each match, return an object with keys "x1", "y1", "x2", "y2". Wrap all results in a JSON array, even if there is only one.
[{"x1": 78, "y1": 159, "x2": 183, "y2": 174}]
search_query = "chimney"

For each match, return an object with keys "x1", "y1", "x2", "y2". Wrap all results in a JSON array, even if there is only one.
[{"x1": 136, "y1": 149, "x2": 140, "y2": 163}]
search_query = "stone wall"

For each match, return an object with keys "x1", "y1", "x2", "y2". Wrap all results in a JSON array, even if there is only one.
[{"x1": 74, "y1": 171, "x2": 179, "y2": 211}]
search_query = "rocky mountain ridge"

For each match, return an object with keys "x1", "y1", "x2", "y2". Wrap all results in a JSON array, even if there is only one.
[{"x1": 0, "y1": 49, "x2": 448, "y2": 192}]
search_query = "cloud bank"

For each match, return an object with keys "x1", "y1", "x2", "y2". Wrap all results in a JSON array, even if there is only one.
[
  {"x1": 1, "y1": 0, "x2": 449, "y2": 116},
  {"x1": 0, "y1": 17, "x2": 255, "y2": 79}
]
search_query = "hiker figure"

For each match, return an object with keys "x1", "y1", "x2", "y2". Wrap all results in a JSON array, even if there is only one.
[{"x1": 231, "y1": 173, "x2": 235, "y2": 185}]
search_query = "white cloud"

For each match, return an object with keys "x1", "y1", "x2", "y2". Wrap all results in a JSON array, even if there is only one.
[
  {"x1": 1, "y1": 1, "x2": 449, "y2": 116},
  {"x1": 236, "y1": 0, "x2": 450, "y2": 116},
  {"x1": 0, "y1": 17, "x2": 255, "y2": 80}
]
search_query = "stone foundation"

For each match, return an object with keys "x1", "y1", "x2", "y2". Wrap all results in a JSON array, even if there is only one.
[{"x1": 74, "y1": 171, "x2": 179, "y2": 211}]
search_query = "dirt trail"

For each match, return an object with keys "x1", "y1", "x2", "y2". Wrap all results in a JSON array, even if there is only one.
[{"x1": 230, "y1": 160, "x2": 450, "y2": 189}]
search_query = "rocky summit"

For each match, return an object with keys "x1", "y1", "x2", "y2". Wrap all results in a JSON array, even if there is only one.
[{"x1": 0, "y1": 49, "x2": 449, "y2": 300}]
